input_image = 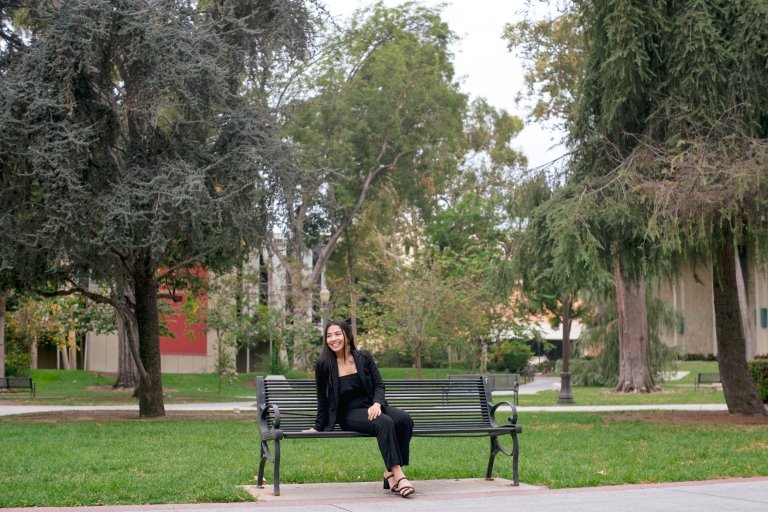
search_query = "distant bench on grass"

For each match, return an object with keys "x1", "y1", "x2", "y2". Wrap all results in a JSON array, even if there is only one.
[
  {"x1": 695, "y1": 372, "x2": 721, "y2": 390},
  {"x1": 0, "y1": 376, "x2": 35, "y2": 397},
  {"x1": 448, "y1": 373, "x2": 521, "y2": 405}
]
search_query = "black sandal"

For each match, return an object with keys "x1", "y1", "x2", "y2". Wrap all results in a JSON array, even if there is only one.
[
  {"x1": 383, "y1": 471, "x2": 396, "y2": 491},
  {"x1": 393, "y1": 477, "x2": 414, "y2": 498}
]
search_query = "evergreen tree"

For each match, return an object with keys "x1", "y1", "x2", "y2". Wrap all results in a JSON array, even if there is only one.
[
  {"x1": 0, "y1": 0, "x2": 313, "y2": 416},
  {"x1": 510, "y1": 0, "x2": 767, "y2": 413}
]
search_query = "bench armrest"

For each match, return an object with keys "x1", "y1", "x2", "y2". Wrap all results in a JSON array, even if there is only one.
[
  {"x1": 258, "y1": 403, "x2": 282, "y2": 431},
  {"x1": 490, "y1": 400, "x2": 518, "y2": 427}
]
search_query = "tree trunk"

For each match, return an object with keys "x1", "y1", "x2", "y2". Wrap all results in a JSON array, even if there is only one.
[
  {"x1": 345, "y1": 237, "x2": 358, "y2": 340},
  {"x1": 0, "y1": 290, "x2": 5, "y2": 378},
  {"x1": 68, "y1": 333, "x2": 78, "y2": 370},
  {"x1": 133, "y1": 255, "x2": 165, "y2": 418},
  {"x1": 30, "y1": 336, "x2": 38, "y2": 369},
  {"x1": 712, "y1": 239, "x2": 766, "y2": 416},
  {"x1": 614, "y1": 259, "x2": 656, "y2": 393},
  {"x1": 735, "y1": 253, "x2": 755, "y2": 361},
  {"x1": 414, "y1": 340, "x2": 423, "y2": 379},
  {"x1": 59, "y1": 342, "x2": 72, "y2": 370},
  {"x1": 113, "y1": 308, "x2": 138, "y2": 389}
]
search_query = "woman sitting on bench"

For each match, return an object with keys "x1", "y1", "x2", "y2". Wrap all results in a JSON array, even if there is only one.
[{"x1": 303, "y1": 319, "x2": 415, "y2": 498}]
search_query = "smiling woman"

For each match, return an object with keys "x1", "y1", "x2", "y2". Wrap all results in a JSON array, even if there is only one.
[{"x1": 305, "y1": 319, "x2": 416, "y2": 498}]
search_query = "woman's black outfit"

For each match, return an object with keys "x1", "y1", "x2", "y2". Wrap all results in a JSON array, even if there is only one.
[{"x1": 314, "y1": 349, "x2": 413, "y2": 470}]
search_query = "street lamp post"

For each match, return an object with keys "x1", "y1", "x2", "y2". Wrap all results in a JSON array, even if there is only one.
[
  {"x1": 557, "y1": 294, "x2": 575, "y2": 404},
  {"x1": 320, "y1": 286, "x2": 331, "y2": 337}
]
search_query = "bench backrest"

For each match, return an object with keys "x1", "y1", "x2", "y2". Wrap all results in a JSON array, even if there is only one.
[
  {"x1": 697, "y1": 372, "x2": 721, "y2": 383},
  {"x1": 448, "y1": 373, "x2": 519, "y2": 391},
  {"x1": 0, "y1": 376, "x2": 32, "y2": 387},
  {"x1": 257, "y1": 377, "x2": 495, "y2": 433}
]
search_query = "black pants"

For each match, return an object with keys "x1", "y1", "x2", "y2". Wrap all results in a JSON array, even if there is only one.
[{"x1": 340, "y1": 405, "x2": 414, "y2": 470}]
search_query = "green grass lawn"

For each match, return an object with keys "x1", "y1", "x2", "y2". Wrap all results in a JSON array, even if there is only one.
[
  {"x1": 2, "y1": 369, "x2": 264, "y2": 405},
  {"x1": 1, "y1": 410, "x2": 766, "y2": 507},
  {"x1": 0, "y1": 361, "x2": 765, "y2": 507}
]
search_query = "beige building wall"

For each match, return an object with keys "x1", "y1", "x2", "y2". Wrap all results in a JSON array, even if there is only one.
[
  {"x1": 657, "y1": 263, "x2": 716, "y2": 356},
  {"x1": 85, "y1": 330, "x2": 226, "y2": 374},
  {"x1": 752, "y1": 262, "x2": 768, "y2": 356},
  {"x1": 657, "y1": 257, "x2": 768, "y2": 358}
]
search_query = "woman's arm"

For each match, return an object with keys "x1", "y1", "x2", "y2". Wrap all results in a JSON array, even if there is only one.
[
  {"x1": 314, "y1": 362, "x2": 329, "y2": 431},
  {"x1": 363, "y1": 351, "x2": 387, "y2": 405}
]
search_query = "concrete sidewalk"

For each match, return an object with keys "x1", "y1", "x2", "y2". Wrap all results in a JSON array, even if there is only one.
[{"x1": 3, "y1": 477, "x2": 768, "y2": 512}]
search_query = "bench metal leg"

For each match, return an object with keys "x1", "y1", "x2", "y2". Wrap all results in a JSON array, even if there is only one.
[
  {"x1": 256, "y1": 439, "x2": 282, "y2": 496},
  {"x1": 273, "y1": 440, "x2": 281, "y2": 496},
  {"x1": 257, "y1": 442, "x2": 268, "y2": 488},
  {"x1": 511, "y1": 433, "x2": 519, "y2": 486},
  {"x1": 486, "y1": 436, "x2": 499, "y2": 480},
  {"x1": 486, "y1": 434, "x2": 520, "y2": 486}
]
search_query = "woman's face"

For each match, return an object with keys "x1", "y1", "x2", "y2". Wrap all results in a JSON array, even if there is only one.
[{"x1": 326, "y1": 324, "x2": 347, "y2": 356}]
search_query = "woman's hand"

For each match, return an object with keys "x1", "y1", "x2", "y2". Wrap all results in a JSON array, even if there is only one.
[
  {"x1": 367, "y1": 402, "x2": 382, "y2": 421},
  {"x1": 301, "y1": 427, "x2": 318, "y2": 433}
]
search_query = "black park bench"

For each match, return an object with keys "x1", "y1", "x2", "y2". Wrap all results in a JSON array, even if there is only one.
[
  {"x1": 448, "y1": 373, "x2": 521, "y2": 405},
  {"x1": 695, "y1": 372, "x2": 721, "y2": 390},
  {"x1": 0, "y1": 376, "x2": 35, "y2": 397},
  {"x1": 256, "y1": 376, "x2": 522, "y2": 496}
]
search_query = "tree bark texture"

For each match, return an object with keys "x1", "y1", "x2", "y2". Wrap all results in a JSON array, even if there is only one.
[
  {"x1": 0, "y1": 291, "x2": 5, "y2": 378},
  {"x1": 68, "y1": 335, "x2": 77, "y2": 370},
  {"x1": 29, "y1": 338, "x2": 38, "y2": 369},
  {"x1": 735, "y1": 255, "x2": 756, "y2": 361},
  {"x1": 114, "y1": 309, "x2": 138, "y2": 389},
  {"x1": 345, "y1": 238, "x2": 358, "y2": 340},
  {"x1": 133, "y1": 256, "x2": 166, "y2": 418},
  {"x1": 59, "y1": 337, "x2": 72, "y2": 370},
  {"x1": 712, "y1": 240, "x2": 767, "y2": 416},
  {"x1": 614, "y1": 259, "x2": 656, "y2": 393},
  {"x1": 414, "y1": 340, "x2": 423, "y2": 379}
]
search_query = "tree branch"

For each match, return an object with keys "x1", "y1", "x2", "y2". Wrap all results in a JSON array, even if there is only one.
[{"x1": 306, "y1": 147, "x2": 412, "y2": 286}]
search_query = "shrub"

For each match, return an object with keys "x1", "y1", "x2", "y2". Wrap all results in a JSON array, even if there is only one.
[
  {"x1": 374, "y1": 347, "x2": 414, "y2": 368},
  {"x1": 532, "y1": 358, "x2": 556, "y2": 374},
  {"x1": 488, "y1": 341, "x2": 533, "y2": 373},
  {"x1": 568, "y1": 357, "x2": 615, "y2": 386},
  {"x1": 747, "y1": 359, "x2": 768, "y2": 403},
  {"x1": 679, "y1": 353, "x2": 718, "y2": 361},
  {"x1": 5, "y1": 351, "x2": 31, "y2": 377}
]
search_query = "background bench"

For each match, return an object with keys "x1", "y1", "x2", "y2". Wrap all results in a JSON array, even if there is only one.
[
  {"x1": 448, "y1": 373, "x2": 520, "y2": 404},
  {"x1": 256, "y1": 376, "x2": 522, "y2": 496},
  {"x1": 0, "y1": 376, "x2": 35, "y2": 397},
  {"x1": 695, "y1": 372, "x2": 721, "y2": 390}
]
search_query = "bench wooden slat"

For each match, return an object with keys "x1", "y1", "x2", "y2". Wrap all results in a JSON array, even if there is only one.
[{"x1": 256, "y1": 375, "x2": 521, "y2": 496}]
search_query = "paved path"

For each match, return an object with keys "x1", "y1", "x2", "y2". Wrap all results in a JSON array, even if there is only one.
[{"x1": 3, "y1": 477, "x2": 768, "y2": 512}]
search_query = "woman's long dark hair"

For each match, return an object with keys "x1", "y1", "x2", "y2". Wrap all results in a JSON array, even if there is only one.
[{"x1": 316, "y1": 319, "x2": 357, "y2": 377}]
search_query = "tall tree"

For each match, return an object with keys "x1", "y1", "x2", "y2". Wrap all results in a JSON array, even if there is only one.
[
  {"x1": 270, "y1": 2, "x2": 466, "y2": 344},
  {"x1": 513, "y1": 0, "x2": 767, "y2": 412},
  {"x1": 0, "y1": 0, "x2": 313, "y2": 416},
  {"x1": 0, "y1": 289, "x2": 5, "y2": 378},
  {"x1": 616, "y1": 0, "x2": 768, "y2": 415},
  {"x1": 506, "y1": 1, "x2": 659, "y2": 393}
]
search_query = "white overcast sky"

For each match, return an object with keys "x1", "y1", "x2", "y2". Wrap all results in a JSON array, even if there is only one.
[{"x1": 320, "y1": 0, "x2": 566, "y2": 168}]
